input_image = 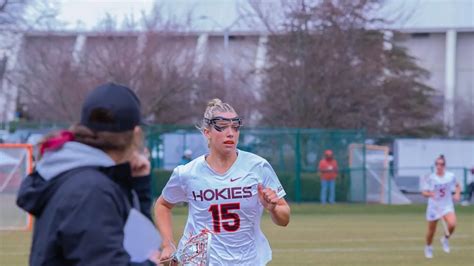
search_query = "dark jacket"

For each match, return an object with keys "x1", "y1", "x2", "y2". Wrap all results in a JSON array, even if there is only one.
[{"x1": 16, "y1": 142, "x2": 154, "y2": 266}]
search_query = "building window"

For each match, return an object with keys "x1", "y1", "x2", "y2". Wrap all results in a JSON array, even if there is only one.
[{"x1": 411, "y1": 33, "x2": 430, "y2": 38}]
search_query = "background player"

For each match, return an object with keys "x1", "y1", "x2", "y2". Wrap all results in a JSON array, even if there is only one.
[
  {"x1": 420, "y1": 155, "x2": 461, "y2": 259},
  {"x1": 154, "y1": 98, "x2": 290, "y2": 265}
]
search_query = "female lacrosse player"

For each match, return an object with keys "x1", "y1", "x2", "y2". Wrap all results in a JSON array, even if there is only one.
[
  {"x1": 421, "y1": 155, "x2": 461, "y2": 259},
  {"x1": 154, "y1": 98, "x2": 290, "y2": 265}
]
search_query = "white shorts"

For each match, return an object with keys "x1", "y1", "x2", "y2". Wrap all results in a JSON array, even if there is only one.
[{"x1": 426, "y1": 204, "x2": 455, "y2": 221}]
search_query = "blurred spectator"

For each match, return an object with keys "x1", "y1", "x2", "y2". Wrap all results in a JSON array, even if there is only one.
[
  {"x1": 180, "y1": 149, "x2": 192, "y2": 165},
  {"x1": 16, "y1": 83, "x2": 156, "y2": 265},
  {"x1": 318, "y1": 149, "x2": 338, "y2": 204}
]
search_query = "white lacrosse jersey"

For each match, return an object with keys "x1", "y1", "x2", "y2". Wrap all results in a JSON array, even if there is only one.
[
  {"x1": 162, "y1": 150, "x2": 286, "y2": 266},
  {"x1": 420, "y1": 171, "x2": 457, "y2": 221}
]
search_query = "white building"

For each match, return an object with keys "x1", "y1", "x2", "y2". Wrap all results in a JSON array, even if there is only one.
[
  {"x1": 385, "y1": 0, "x2": 474, "y2": 136},
  {"x1": 1, "y1": 0, "x2": 473, "y2": 134}
]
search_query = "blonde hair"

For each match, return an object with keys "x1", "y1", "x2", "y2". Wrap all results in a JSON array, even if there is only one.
[{"x1": 197, "y1": 98, "x2": 237, "y2": 131}]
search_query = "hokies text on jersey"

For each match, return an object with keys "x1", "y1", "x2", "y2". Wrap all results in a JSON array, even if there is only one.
[{"x1": 192, "y1": 186, "x2": 253, "y2": 201}]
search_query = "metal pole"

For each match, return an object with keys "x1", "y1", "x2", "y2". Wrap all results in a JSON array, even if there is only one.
[
  {"x1": 295, "y1": 130, "x2": 301, "y2": 203},
  {"x1": 388, "y1": 165, "x2": 392, "y2": 205},
  {"x1": 362, "y1": 139, "x2": 367, "y2": 204},
  {"x1": 463, "y1": 167, "x2": 468, "y2": 201},
  {"x1": 223, "y1": 29, "x2": 229, "y2": 88},
  {"x1": 444, "y1": 30, "x2": 456, "y2": 136}
]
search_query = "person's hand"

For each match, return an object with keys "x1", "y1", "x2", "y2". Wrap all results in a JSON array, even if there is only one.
[
  {"x1": 159, "y1": 244, "x2": 177, "y2": 265},
  {"x1": 422, "y1": 190, "x2": 435, "y2": 198},
  {"x1": 148, "y1": 250, "x2": 161, "y2": 265},
  {"x1": 130, "y1": 150, "x2": 151, "y2": 177},
  {"x1": 258, "y1": 183, "x2": 278, "y2": 212}
]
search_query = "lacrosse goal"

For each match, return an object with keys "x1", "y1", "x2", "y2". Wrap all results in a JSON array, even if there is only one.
[
  {"x1": 0, "y1": 143, "x2": 33, "y2": 230},
  {"x1": 349, "y1": 144, "x2": 411, "y2": 204}
]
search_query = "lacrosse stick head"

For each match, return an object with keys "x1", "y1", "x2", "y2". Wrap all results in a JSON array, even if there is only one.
[{"x1": 172, "y1": 229, "x2": 212, "y2": 266}]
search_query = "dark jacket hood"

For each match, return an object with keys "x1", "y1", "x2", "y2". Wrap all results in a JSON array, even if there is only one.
[{"x1": 16, "y1": 142, "x2": 115, "y2": 215}]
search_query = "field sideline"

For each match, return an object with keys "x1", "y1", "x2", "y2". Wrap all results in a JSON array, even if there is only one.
[{"x1": 1, "y1": 204, "x2": 473, "y2": 265}]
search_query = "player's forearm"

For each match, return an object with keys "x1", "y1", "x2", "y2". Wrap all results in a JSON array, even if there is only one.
[
  {"x1": 269, "y1": 201, "x2": 290, "y2": 226},
  {"x1": 154, "y1": 198, "x2": 175, "y2": 248},
  {"x1": 422, "y1": 191, "x2": 434, "y2": 198}
]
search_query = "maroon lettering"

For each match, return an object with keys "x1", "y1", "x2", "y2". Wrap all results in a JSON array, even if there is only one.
[
  {"x1": 215, "y1": 188, "x2": 229, "y2": 200},
  {"x1": 193, "y1": 190, "x2": 204, "y2": 201},
  {"x1": 203, "y1": 189, "x2": 215, "y2": 201},
  {"x1": 231, "y1": 187, "x2": 242, "y2": 199},
  {"x1": 192, "y1": 186, "x2": 255, "y2": 201},
  {"x1": 242, "y1": 186, "x2": 252, "y2": 198}
]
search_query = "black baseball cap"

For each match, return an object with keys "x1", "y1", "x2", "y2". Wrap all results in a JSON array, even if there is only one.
[{"x1": 80, "y1": 83, "x2": 144, "y2": 132}]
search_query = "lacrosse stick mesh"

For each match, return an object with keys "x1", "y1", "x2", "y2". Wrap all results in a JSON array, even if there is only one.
[{"x1": 173, "y1": 229, "x2": 212, "y2": 266}]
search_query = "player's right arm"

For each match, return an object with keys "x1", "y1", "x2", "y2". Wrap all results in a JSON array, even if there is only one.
[
  {"x1": 421, "y1": 190, "x2": 435, "y2": 198},
  {"x1": 155, "y1": 167, "x2": 187, "y2": 263},
  {"x1": 154, "y1": 196, "x2": 176, "y2": 262},
  {"x1": 420, "y1": 174, "x2": 434, "y2": 198},
  {"x1": 318, "y1": 160, "x2": 324, "y2": 173}
]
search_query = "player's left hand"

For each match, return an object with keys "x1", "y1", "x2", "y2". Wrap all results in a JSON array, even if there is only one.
[
  {"x1": 130, "y1": 150, "x2": 151, "y2": 177},
  {"x1": 258, "y1": 183, "x2": 278, "y2": 211}
]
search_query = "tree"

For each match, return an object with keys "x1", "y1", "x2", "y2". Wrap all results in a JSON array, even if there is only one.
[
  {"x1": 13, "y1": 35, "x2": 93, "y2": 121},
  {"x1": 455, "y1": 99, "x2": 474, "y2": 137},
  {"x1": 192, "y1": 63, "x2": 258, "y2": 126},
  {"x1": 0, "y1": 0, "x2": 27, "y2": 27},
  {"x1": 0, "y1": 0, "x2": 60, "y2": 123},
  {"x1": 249, "y1": 0, "x2": 443, "y2": 136},
  {"x1": 0, "y1": 0, "x2": 59, "y2": 29},
  {"x1": 13, "y1": 11, "x2": 199, "y2": 124},
  {"x1": 12, "y1": 2, "x2": 260, "y2": 126},
  {"x1": 81, "y1": 31, "x2": 197, "y2": 124},
  {"x1": 12, "y1": 6, "x2": 244, "y2": 125}
]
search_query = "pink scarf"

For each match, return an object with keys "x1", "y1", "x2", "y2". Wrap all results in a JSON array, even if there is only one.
[{"x1": 39, "y1": 131, "x2": 75, "y2": 156}]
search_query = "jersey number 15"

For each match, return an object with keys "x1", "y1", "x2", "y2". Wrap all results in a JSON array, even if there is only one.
[{"x1": 208, "y1": 203, "x2": 240, "y2": 233}]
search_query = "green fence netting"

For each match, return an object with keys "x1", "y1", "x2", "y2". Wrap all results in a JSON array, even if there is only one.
[
  {"x1": 146, "y1": 126, "x2": 366, "y2": 203},
  {"x1": 4, "y1": 122, "x2": 471, "y2": 204}
]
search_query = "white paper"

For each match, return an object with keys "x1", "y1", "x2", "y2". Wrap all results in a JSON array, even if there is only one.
[{"x1": 123, "y1": 208, "x2": 162, "y2": 262}]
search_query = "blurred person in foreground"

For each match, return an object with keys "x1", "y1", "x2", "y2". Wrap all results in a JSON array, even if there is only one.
[
  {"x1": 16, "y1": 83, "x2": 157, "y2": 265},
  {"x1": 318, "y1": 149, "x2": 338, "y2": 204},
  {"x1": 420, "y1": 155, "x2": 461, "y2": 259},
  {"x1": 154, "y1": 98, "x2": 290, "y2": 265}
]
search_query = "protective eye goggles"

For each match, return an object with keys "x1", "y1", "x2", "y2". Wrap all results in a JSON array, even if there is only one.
[{"x1": 204, "y1": 117, "x2": 242, "y2": 132}]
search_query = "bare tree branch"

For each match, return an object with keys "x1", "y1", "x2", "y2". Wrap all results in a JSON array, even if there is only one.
[{"x1": 247, "y1": 0, "x2": 443, "y2": 136}]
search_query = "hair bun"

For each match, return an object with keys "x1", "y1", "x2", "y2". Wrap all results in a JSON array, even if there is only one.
[{"x1": 207, "y1": 98, "x2": 223, "y2": 108}]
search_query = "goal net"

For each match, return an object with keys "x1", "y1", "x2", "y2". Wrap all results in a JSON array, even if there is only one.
[
  {"x1": 0, "y1": 144, "x2": 33, "y2": 230},
  {"x1": 349, "y1": 144, "x2": 411, "y2": 204}
]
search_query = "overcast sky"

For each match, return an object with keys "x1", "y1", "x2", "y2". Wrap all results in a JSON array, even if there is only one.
[{"x1": 55, "y1": 0, "x2": 474, "y2": 31}]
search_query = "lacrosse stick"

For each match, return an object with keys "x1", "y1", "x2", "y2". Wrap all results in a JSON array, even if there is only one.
[
  {"x1": 440, "y1": 217, "x2": 450, "y2": 237},
  {"x1": 160, "y1": 229, "x2": 212, "y2": 266}
]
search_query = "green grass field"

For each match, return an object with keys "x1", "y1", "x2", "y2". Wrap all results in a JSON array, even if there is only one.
[{"x1": 1, "y1": 204, "x2": 473, "y2": 265}]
